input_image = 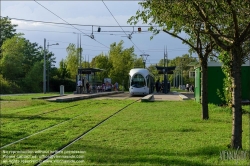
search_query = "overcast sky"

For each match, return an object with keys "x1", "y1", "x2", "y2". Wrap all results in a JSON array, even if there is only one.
[{"x1": 1, "y1": 1, "x2": 190, "y2": 67}]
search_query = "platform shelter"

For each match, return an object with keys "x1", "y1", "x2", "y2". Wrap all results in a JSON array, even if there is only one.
[{"x1": 77, "y1": 67, "x2": 104, "y2": 94}]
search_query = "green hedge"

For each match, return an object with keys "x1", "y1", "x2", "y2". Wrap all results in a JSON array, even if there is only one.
[
  {"x1": 0, "y1": 75, "x2": 23, "y2": 94},
  {"x1": 49, "y1": 77, "x2": 76, "y2": 92}
]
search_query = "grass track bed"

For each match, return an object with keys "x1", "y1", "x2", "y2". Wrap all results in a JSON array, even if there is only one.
[
  {"x1": 0, "y1": 94, "x2": 249, "y2": 166},
  {"x1": 0, "y1": 104, "x2": 78, "y2": 125},
  {"x1": 51, "y1": 101, "x2": 249, "y2": 166},
  {"x1": 1, "y1": 99, "x2": 133, "y2": 147}
]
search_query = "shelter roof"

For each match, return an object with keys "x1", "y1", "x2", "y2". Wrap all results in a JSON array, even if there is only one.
[
  {"x1": 78, "y1": 68, "x2": 104, "y2": 74},
  {"x1": 155, "y1": 66, "x2": 176, "y2": 74},
  {"x1": 187, "y1": 62, "x2": 200, "y2": 68}
]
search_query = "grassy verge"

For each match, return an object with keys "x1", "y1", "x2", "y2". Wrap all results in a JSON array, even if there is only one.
[
  {"x1": 171, "y1": 87, "x2": 187, "y2": 93},
  {"x1": 0, "y1": 94, "x2": 249, "y2": 166},
  {"x1": 56, "y1": 101, "x2": 249, "y2": 166}
]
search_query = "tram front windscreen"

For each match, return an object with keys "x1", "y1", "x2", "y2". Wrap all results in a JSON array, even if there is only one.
[{"x1": 131, "y1": 74, "x2": 146, "y2": 88}]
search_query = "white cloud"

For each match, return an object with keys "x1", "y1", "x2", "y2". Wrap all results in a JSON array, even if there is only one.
[{"x1": 2, "y1": 1, "x2": 190, "y2": 67}]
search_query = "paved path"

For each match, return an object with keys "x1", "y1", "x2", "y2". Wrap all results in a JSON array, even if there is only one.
[
  {"x1": 43, "y1": 91, "x2": 191, "y2": 102},
  {"x1": 46, "y1": 91, "x2": 124, "y2": 102},
  {"x1": 180, "y1": 92, "x2": 195, "y2": 100},
  {"x1": 152, "y1": 92, "x2": 182, "y2": 101}
]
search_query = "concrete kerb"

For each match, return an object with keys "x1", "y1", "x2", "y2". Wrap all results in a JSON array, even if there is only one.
[
  {"x1": 32, "y1": 95, "x2": 66, "y2": 100},
  {"x1": 179, "y1": 94, "x2": 189, "y2": 100},
  {"x1": 141, "y1": 94, "x2": 154, "y2": 102},
  {"x1": 48, "y1": 91, "x2": 124, "y2": 102},
  {"x1": 172, "y1": 91, "x2": 189, "y2": 100}
]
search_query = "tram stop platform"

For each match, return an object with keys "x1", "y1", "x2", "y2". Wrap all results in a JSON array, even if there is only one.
[
  {"x1": 40, "y1": 91, "x2": 193, "y2": 102},
  {"x1": 46, "y1": 91, "x2": 124, "y2": 102},
  {"x1": 141, "y1": 91, "x2": 194, "y2": 102}
]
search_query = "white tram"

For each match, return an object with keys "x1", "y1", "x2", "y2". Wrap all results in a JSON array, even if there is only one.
[{"x1": 129, "y1": 68, "x2": 155, "y2": 96}]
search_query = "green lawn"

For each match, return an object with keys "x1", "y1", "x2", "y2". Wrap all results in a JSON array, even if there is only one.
[
  {"x1": 0, "y1": 94, "x2": 249, "y2": 165},
  {"x1": 170, "y1": 87, "x2": 187, "y2": 93}
]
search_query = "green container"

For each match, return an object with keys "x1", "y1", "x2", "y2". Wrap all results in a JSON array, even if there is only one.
[
  {"x1": 194, "y1": 67, "x2": 201, "y2": 103},
  {"x1": 194, "y1": 61, "x2": 250, "y2": 105}
]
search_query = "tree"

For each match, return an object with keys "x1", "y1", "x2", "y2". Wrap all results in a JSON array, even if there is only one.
[
  {"x1": 0, "y1": 74, "x2": 22, "y2": 94},
  {"x1": 0, "y1": 35, "x2": 26, "y2": 81},
  {"x1": 133, "y1": 58, "x2": 144, "y2": 68},
  {"x1": 93, "y1": 53, "x2": 111, "y2": 83},
  {"x1": 22, "y1": 40, "x2": 43, "y2": 75},
  {"x1": 129, "y1": 0, "x2": 250, "y2": 149},
  {"x1": 65, "y1": 43, "x2": 78, "y2": 79},
  {"x1": 0, "y1": 17, "x2": 17, "y2": 51},
  {"x1": 109, "y1": 41, "x2": 136, "y2": 90},
  {"x1": 167, "y1": 54, "x2": 197, "y2": 87},
  {"x1": 147, "y1": 64, "x2": 158, "y2": 80},
  {"x1": 91, "y1": 41, "x2": 136, "y2": 90},
  {"x1": 23, "y1": 61, "x2": 43, "y2": 92},
  {"x1": 128, "y1": 0, "x2": 216, "y2": 120},
  {"x1": 191, "y1": 0, "x2": 250, "y2": 150},
  {"x1": 57, "y1": 59, "x2": 70, "y2": 80},
  {"x1": 0, "y1": 34, "x2": 46, "y2": 91}
]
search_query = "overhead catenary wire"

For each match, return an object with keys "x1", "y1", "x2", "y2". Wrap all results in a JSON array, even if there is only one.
[
  {"x1": 4, "y1": 16, "x2": 154, "y2": 34},
  {"x1": 16, "y1": 28, "x2": 83, "y2": 34},
  {"x1": 51, "y1": 47, "x2": 110, "y2": 52},
  {"x1": 15, "y1": 28, "x2": 151, "y2": 35},
  {"x1": 45, "y1": 39, "x2": 188, "y2": 52},
  {"x1": 2, "y1": 14, "x2": 188, "y2": 61},
  {"x1": 33, "y1": 0, "x2": 109, "y2": 49},
  {"x1": 48, "y1": 39, "x2": 109, "y2": 49},
  {"x1": 101, "y1": 0, "x2": 144, "y2": 54},
  {"x1": 1, "y1": 16, "x2": 157, "y2": 28},
  {"x1": 15, "y1": 27, "x2": 188, "y2": 54}
]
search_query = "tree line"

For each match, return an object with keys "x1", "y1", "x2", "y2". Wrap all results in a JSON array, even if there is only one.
[{"x1": 0, "y1": 17, "x2": 195, "y2": 94}]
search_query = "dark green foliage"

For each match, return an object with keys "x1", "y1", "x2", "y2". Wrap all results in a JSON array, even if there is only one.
[
  {"x1": 49, "y1": 77, "x2": 76, "y2": 92},
  {"x1": 0, "y1": 17, "x2": 17, "y2": 50},
  {"x1": 0, "y1": 74, "x2": 23, "y2": 94},
  {"x1": 218, "y1": 51, "x2": 232, "y2": 106},
  {"x1": 22, "y1": 61, "x2": 43, "y2": 93}
]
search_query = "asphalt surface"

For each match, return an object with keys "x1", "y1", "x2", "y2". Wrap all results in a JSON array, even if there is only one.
[{"x1": 96, "y1": 91, "x2": 194, "y2": 101}]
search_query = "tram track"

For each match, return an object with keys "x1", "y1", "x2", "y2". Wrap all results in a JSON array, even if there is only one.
[
  {"x1": 0, "y1": 98, "x2": 137, "y2": 150},
  {"x1": 0, "y1": 105, "x2": 81, "y2": 150},
  {"x1": 1, "y1": 103, "x2": 57, "y2": 115},
  {"x1": 34, "y1": 98, "x2": 141, "y2": 166},
  {"x1": 1, "y1": 104, "x2": 79, "y2": 124},
  {"x1": 0, "y1": 102, "x2": 99, "y2": 149}
]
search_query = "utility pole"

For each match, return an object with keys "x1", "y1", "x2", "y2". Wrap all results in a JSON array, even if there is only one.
[
  {"x1": 173, "y1": 71, "x2": 175, "y2": 88},
  {"x1": 43, "y1": 38, "x2": 46, "y2": 94},
  {"x1": 163, "y1": 46, "x2": 168, "y2": 94},
  {"x1": 178, "y1": 71, "x2": 180, "y2": 88},
  {"x1": 140, "y1": 54, "x2": 149, "y2": 68},
  {"x1": 47, "y1": 42, "x2": 59, "y2": 93},
  {"x1": 80, "y1": 34, "x2": 82, "y2": 69},
  {"x1": 77, "y1": 33, "x2": 79, "y2": 74},
  {"x1": 47, "y1": 42, "x2": 50, "y2": 93}
]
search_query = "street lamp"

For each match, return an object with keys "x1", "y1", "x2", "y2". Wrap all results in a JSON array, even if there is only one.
[
  {"x1": 163, "y1": 46, "x2": 168, "y2": 94},
  {"x1": 47, "y1": 42, "x2": 59, "y2": 92},
  {"x1": 140, "y1": 54, "x2": 149, "y2": 68}
]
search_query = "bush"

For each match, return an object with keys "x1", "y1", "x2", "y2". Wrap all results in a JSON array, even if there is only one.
[
  {"x1": 49, "y1": 77, "x2": 76, "y2": 92},
  {"x1": 0, "y1": 74, "x2": 23, "y2": 94},
  {"x1": 22, "y1": 61, "x2": 43, "y2": 93}
]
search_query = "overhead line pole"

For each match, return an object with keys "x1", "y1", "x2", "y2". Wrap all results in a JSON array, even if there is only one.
[
  {"x1": 47, "y1": 42, "x2": 50, "y2": 93},
  {"x1": 43, "y1": 38, "x2": 46, "y2": 94},
  {"x1": 80, "y1": 34, "x2": 82, "y2": 69}
]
